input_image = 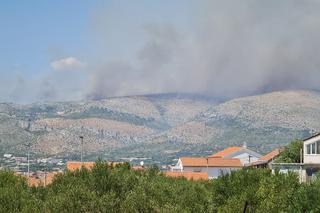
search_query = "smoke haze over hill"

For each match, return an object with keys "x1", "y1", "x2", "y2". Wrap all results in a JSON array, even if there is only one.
[{"x1": 2, "y1": 0, "x2": 320, "y2": 103}]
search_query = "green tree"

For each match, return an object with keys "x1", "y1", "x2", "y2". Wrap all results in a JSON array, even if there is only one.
[
  {"x1": 275, "y1": 140, "x2": 303, "y2": 163},
  {"x1": 0, "y1": 170, "x2": 42, "y2": 212}
]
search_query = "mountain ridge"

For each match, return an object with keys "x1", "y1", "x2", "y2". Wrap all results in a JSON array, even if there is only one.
[{"x1": 0, "y1": 90, "x2": 318, "y2": 164}]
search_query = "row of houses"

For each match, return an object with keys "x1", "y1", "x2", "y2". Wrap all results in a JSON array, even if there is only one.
[
  {"x1": 22, "y1": 133, "x2": 320, "y2": 185},
  {"x1": 167, "y1": 133, "x2": 320, "y2": 182},
  {"x1": 168, "y1": 143, "x2": 279, "y2": 180}
]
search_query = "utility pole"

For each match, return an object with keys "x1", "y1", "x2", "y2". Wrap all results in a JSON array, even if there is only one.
[
  {"x1": 206, "y1": 157, "x2": 209, "y2": 173},
  {"x1": 25, "y1": 118, "x2": 32, "y2": 184},
  {"x1": 44, "y1": 168, "x2": 47, "y2": 187},
  {"x1": 80, "y1": 136, "x2": 84, "y2": 164}
]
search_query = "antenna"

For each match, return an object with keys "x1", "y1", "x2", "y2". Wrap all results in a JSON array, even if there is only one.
[{"x1": 243, "y1": 142, "x2": 247, "y2": 149}]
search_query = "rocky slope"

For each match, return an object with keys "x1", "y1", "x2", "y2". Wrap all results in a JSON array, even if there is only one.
[{"x1": 0, "y1": 90, "x2": 319, "y2": 164}]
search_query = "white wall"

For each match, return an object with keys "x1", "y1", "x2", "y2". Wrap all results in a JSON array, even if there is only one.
[
  {"x1": 232, "y1": 153, "x2": 259, "y2": 165},
  {"x1": 182, "y1": 166, "x2": 240, "y2": 179},
  {"x1": 304, "y1": 155, "x2": 320, "y2": 164},
  {"x1": 304, "y1": 135, "x2": 320, "y2": 164},
  {"x1": 171, "y1": 159, "x2": 183, "y2": 171}
]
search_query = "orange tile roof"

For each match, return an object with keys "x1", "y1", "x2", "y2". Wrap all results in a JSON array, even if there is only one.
[
  {"x1": 259, "y1": 149, "x2": 281, "y2": 161},
  {"x1": 210, "y1": 147, "x2": 242, "y2": 158},
  {"x1": 28, "y1": 177, "x2": 41, "y2": 187},
  {"x1": 164, "y1": 171, "x2": 208, "y2": 180},
  {"x1": 27, "y1": 172, "x2": 60, "y2": 187},
  {"x1": 67, "y1": 161, "x2": 95, "y2": 171},
  {"x1": 132, "y1": 166, "x2": 145, "y2": 171},
  {"x1": 66, "y1": 161, "x2": 125, "y2": 171},
  {"x1": 180, "y1": 157, "x2": 242, "y2": 167}
]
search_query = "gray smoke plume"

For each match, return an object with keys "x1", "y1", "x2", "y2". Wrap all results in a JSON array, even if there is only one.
[
  {"x1": 2, "y1": 0, "x2": 320, "y2": 103},
  {"x1": 86, "y1": 0, "x2": 320, "y2": 100}
]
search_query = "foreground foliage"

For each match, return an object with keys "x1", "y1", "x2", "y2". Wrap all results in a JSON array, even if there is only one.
[
  {"x1": 0, "y1": 161, "x2": 320, "y2": 213},
  {"x1": 275, "y1": 140, "x2": 303, "y2": 163}
]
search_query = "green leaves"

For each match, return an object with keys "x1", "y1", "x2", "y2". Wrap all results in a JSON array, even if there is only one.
[
  {"x1": 1, "y1": 161, "x2": 320, "y2": 212},
  {"x1": 0, "y1": 171, "x2": 42, "y2": 212},
  {"x1": 275, "y1": 140, "x2": 303, "y2": 163}
]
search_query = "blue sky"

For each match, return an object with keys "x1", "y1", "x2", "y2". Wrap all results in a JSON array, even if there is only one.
[
  {"x1": 1, "y1": 1, "x2": 320, "y2": 103},
  {"x1": 0, "y1": 1, "x2": 93, "y2": 77},
  {"x1": 0, "y1": 0, "x2": 196, "y2": 102},
  {"x1": 0, "y1": 0, "x2": 193, "y2": 78}
]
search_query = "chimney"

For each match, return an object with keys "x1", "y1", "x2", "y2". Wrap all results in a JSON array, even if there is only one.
[{"x1": 243, "y1": 142, "x2": 247, "y2": 149}]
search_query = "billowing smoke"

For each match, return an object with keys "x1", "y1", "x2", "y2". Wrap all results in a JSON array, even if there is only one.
[
  {"x1": 2, "y1": 0, "x2": 320, "y2": 103},
  {"x1": 87, "y1": 0, "x2": 320, "y2": 100}
]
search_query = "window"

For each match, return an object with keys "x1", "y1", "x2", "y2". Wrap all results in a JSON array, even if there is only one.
[
  {"x1": 193, "y1": 168, "x2": 201, "y2": 172},
  {"x1": 317, "y1": 141, "x2": 320, "y2": 154},
  {"x1": 307, "y1": 143, "x2": 318, "y2": 154},
  {"x1": 312, "y1": 143, "x2": 316, "y2": 154}
]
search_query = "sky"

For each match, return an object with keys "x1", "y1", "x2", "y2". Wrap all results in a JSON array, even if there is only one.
[{"x1": 1, "y1": 0, "x2": 320, "y2": 103}]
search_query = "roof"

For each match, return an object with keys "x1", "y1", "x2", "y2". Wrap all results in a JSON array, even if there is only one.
[
  {"x1": 245, "y1": 160, "x2": 268, "y2": 167},
  {"x1": 303, "y1": 133, "x2": 320, "y2": 142},
  {"x1": 132, "y1": 166, "x2": 145, "y2": 171},
  {"x1": 67, "y1": 161, "x2": 130, "y2": 171},
  {"x1": 67, "y1": 161, "x2": 95, "y2": 171},
  {"x1": 210, "y1": 147, "x2": 242, "y2": 158},
  {"x1": 164, "y1": 171, "x2": 208, "y2": 180},
  {"x1": 259, "y1": 149, "x2": 281, "y2": 161},
  {"x1": 180, "y1": 157, "x2": 242, "y2": 167},
  {"x1": 27, "y1": 172, "x2": 59, "y2": 187}
]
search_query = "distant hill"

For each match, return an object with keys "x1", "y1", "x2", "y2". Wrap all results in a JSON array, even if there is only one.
[{"x1": 0, "y1": 90, "x2": 319, "y2": 164}]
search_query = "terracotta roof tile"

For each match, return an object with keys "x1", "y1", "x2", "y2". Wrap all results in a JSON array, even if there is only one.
[
  {"x1": 67, "y1": 161, "x2": 95, "y2": 171},
  {"x1": 164, "y1": 171, "x2": 208, "y2": 180},
  {"x1": 132, "y1": 166, "x2": 145, "y2": 171},
  {"x1": 259, "y1": 149, "x2": 281, "y2": 161},
  {"x1": 27, "y1": 172, "x2": 59, "y2": 187},
  {"x1": 210, "y1": 147, "x2": 242, "y2": 158},
  {"x1": 66, "y1": 161, "x2": 125, "y2": 171},
  {"x1": 180, "y1": 157, "x2": 242, "y2": 167},
  {"x1": 28, "y1": 177, "x2": 41, "y2": 187}
]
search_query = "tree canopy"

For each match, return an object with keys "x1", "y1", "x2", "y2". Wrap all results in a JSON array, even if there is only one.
[
  {"x1": 275, "y1": 140, "x2": 303, "y2": 163},
  {"x1": 1, "y1": 159, "x2": 320, "y2": 212}
]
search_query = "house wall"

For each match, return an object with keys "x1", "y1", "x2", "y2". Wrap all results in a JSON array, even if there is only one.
[
  {"x1": 304, "y1": 155, "x2": 320, "y2": 164},
  {"x1": 171, "y1": 159, "x2": 183, "y2": 171},
  {"x1": 304, "y1": 135, "x2": 320, "y2": 164},
  {"x1": 182, "y1": 166, "x2": 240, "y2": 179},
  {"x1": 224, "y1": 149, "x2": 262, "y2": 165}
]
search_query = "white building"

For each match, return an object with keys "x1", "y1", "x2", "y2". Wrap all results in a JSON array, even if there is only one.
[
  {"x1": 304, "y1": 133, "x2": 320, "y2": 164},
  {"x1": 271, "y1": 133, "x2": 320, "y2": 182},
  {"x1": 303, "y1": 133, "x2": 320, "y2": 181},
  {"x1": 172, "y1": 157, "x2": 242, "y2": 179},
  {"x1": 3, "y1": 154, "x2": 13, "y2": 158}
]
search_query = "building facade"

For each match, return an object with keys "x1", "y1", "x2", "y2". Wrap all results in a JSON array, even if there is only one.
[{"x1": 172, "y1": 157, "x2": 243, "y2": 179}]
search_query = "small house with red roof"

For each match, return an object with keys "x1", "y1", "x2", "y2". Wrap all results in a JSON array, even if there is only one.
[
  {"x1": 172, "y1": 157, "x2": 242, "y2": 179},
  {"x1": 247, "y1": 148, "x2": 282, "y2": 168},
  {"x1": 210, "y1": 143, "x2": 262, "y2": 165},
  {"x1": 172, "y1": 143, "x2": 262, "y2": 179}
]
